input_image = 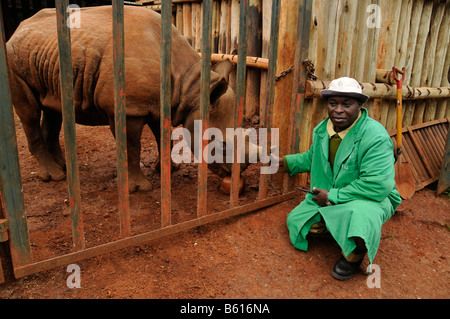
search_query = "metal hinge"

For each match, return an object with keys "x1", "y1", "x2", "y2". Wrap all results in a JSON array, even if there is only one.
[{"x1": 0, "y1": 219, "x2": 8, "y2": 242}]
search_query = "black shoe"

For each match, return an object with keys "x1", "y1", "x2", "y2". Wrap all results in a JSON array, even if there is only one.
[{"x1": 331, "y1": 256, "x2": 363, "y2": 281}]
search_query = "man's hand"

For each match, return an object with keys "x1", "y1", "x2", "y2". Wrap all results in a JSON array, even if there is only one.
[{"x1": 312, "y1": 187, "x2": 330, "y2": 207}]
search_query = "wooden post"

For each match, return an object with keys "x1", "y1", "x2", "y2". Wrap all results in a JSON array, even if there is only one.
[
  {"x1": 258, "y1": 0, "x2": 280, "y2": 200},
  {"x1": 273, "y1": 0, "x2": 299, "y2": 156},
  {"x1": 160, "y1": 0, "x2": 173, "y2": 227},
  {"x1": 377, "y1": 0, "x2": 401, "y2": 131},
  {"x1": 422, "y1": 1, "x2": 446, "y2": 123},
  {"x1": 410, "y1": 0, "x2": 433, "y2": 125},
  {"x1": 403, "y1": 0, "x2": 425, "y2": 127},
  {"x1": 218, "y1": 0, "x2": 231, "y2": 54},
  {"x1": 284, "y1": 0, "x2": 312, "y2": 192},
  {"x1": 245, "y1": 0, "x2": 262, "y2": 120},
  {"x1": 335, "y1": 0, "x2": 357, "y2": 78},
  {"x1": 112, "y1": 0, "x2": 131, "y2": 238},
  {"x1": 212, "y1": 0, "x2": 220, "y2": 53},
  {"x1": 229, "y1": 0, "x2": 240, "y2": 93},
  {"x1": 259, "y1": 0, "x2": 272, "y2": 126},
  {"x1": 231, "y1": 0, "x2": 249, "y2": 207},
  {"x1": 175, "y1": 3, "x2": 183, "y2": 32},
  {"x1": 56, "y1": 0, "x2": 85, "y2": 251},
  {"x1": 434, "y1": 1, "x2": 450, "y2": 120},
  {"x1": 182, "y1": 3, "x2": 193, "y2": 46}
]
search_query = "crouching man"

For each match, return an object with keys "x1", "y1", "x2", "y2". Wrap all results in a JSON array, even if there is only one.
[{"x1": 280, "y1": 77, "x2": 401, "y2": 280}]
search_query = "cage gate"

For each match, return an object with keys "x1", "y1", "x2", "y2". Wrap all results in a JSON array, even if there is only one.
[{"x1": 0, "y1": 0, "x2": 311, "y2": 282}]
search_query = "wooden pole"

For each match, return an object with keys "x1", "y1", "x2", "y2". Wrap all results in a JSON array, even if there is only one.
[
  {"x1": 56, "y1": 0, "x2": 85, "y2": 251},
  {"x1": 245, "y1": 0, "x2": 262, "y2": 120},
  {"x1": 305, "y1": 80, "x2": 450, "y2": 100},
  {"x1": 112, "y1": 0, "x2": 131, "y2": 238},
  {"x1": 0, "y1": 4, "x2": 32, "y2": 269},
  {"x1": 403, "y1": 0, "x2": 425, "y2": 127},
  {"x1": 377, "y1": 0, "x2": 402, "y2": 131},
  {"x1": 410, "y1": 0, "x2": 433, "y2": 125},
  {"x1": 218, "y1": 0, "x2": 231, "y2": 54},
  {"x1": 273, "y1": 0, "x2": 299, "y2": 156},
  {"x1": 259, "y1": 0, "x2": 272, "y2": 126},
  {"x1": 182, "y1": 3, "x2": 193, "y2": 46},
  {"x1": 160, "y1": 0, "x2": 173, "y2": 227},
  {"x1": 422, "y1": 1, "x2": 446, "y2": 123}
]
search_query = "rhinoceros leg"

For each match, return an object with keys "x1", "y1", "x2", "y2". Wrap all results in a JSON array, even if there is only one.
[
  {"x1": 41, "y1": 108, "x2": 66, "y2": 171},
  {"x1": 10, "y1": 75, "x2": 65, "y2": 181},
  {"x1": 109, "y1": 117, "x2": 152, "y2": 192},
  {"x1": 148, "y1": 121, "x2": 180, "y2": 172}
]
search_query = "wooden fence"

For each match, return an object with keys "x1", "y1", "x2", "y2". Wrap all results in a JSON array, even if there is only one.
[{"x1": 140, "y1": 0, "x2": 449, "y2": 161}]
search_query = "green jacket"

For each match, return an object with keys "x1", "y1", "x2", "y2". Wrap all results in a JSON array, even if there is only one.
[{"x1": 285, "y1": 108, "x2": 401, "y2": 263}]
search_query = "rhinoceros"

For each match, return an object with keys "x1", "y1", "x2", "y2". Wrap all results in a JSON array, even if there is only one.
[{"x1": 7, "y1": 5, "x2": 259, "y2": 192}]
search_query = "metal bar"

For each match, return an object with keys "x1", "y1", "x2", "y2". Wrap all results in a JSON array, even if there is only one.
[
  {"x1": 284, "y1": 0, "x2": 312, "y2": 193},
  {"x1": 55, "y1": 0, "x2": 85, "y2": 251},
  {"x1": 197, "y1": 0, "x2": 212, "y2": 217},
  {"x1": 0, "y1": 4, "x2": 32, "y2": 267},
  {"x1": 160, "y1": 0, "x2": 172, "y2": 227},
  {"x1": 230, "y1": 0, "x2": 248, "y2": 207},
  {"x1": 258, "y1": 0, "x2": 280, "y2": 200},
  {"x1": 13, "y1": 192, "x2": 296, "y2": 279},
  {"x1": 112, "y1": 0, "x2": 131, "y2": 238}
]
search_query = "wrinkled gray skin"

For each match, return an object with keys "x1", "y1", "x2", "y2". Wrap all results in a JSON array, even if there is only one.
[{"x1": 7, "y1": 6, "x2": 250, "y2": 192}]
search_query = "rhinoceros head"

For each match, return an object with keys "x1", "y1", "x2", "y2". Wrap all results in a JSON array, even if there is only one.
[{"x1": 180, "y1": 60, "x2": 260, "y2": 177}]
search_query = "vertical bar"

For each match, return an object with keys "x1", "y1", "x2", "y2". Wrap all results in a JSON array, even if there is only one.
[
  {"x1": 283, "y1": 0, "x2": 312, "y2": 193},
  {"x1": 160, "y1": 0, "x2": 172, "y2": 227},
  {"x1": 197, "y1": 0, "x2": 213, "y2": 217},
  {"x1": 230, "y1": 0, "x2": 249, "y2": 207},
  {"x1": 55, "y1": 0, "x2": 85, "y2": 250},
  {"x1": 258, "y1": 0, "x2": 280, "y2": 200},
  {"x1": 437, "y1": 122, "x2": 450, "y2": 195},
  {"x1": 112, "y1": 0, "x2": 131, "y2": 237},
  {"x1": 0, "y1": 5, "x2": 32, "y2": 267}
]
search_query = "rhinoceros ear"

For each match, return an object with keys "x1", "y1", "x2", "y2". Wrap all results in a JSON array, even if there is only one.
[
  {"x1": 209, "y1": 76, "x2": 228, "y2": 106},
  {"x1": 211, "y1": 59, "x2": 234, "y2": 80}
]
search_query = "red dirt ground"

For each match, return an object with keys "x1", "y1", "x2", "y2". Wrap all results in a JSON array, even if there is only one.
[{"x1": 0, "y1": 115, "x2": 449, "y2": 299}]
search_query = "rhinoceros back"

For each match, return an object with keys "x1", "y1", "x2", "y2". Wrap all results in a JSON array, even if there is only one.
[{"x1": 7, "y1": 6, "x2": 200, "y2": 123}]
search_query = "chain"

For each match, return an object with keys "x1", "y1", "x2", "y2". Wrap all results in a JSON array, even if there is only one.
[
  {"x1": 275, "y1": 65, "x2": 294, "y2": 82},
  {"x1": 274, "y1": 59, "x2": 318, "y2": 82},
  {"x1": 303, "y1": 59, "x2": 318, "y2": 80}
]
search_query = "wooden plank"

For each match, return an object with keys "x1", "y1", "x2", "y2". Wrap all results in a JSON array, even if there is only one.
[
  {"x1": 55, "y1": 0, "x2": 85, "y2": 251},
  {"x1": 13, "y1": 192, "x2": 296, "y2": 279}
]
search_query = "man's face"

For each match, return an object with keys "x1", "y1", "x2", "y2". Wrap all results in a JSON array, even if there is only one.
[{"x1": 327, "y1": 96, "x2": 362, "y2": 133}]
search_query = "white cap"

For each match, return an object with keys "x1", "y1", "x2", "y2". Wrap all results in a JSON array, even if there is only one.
[{"x1": 320, "y1": 77, "x2": 370, "y2": 103}]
